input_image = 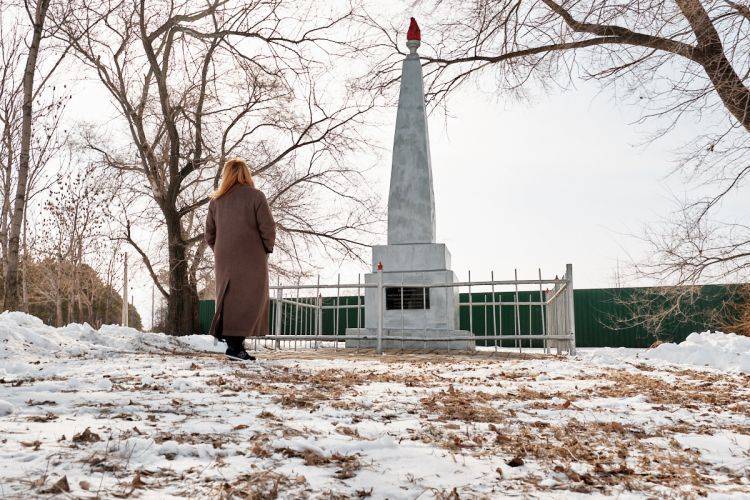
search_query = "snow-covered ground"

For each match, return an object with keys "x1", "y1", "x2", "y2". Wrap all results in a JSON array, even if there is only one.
[{"x1": 1, "y1": 312, "x2": 749, "y2": 498}]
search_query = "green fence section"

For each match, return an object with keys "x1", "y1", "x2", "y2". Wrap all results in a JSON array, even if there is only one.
[
  {"x1": 273, "y1": 296, "x2": 364, "y2": 337},
  {"x1": 459, "y1": 291, "x2": 547, "y2": 348},
  {"x1": 573, "y1": 285, "x2": 740, "y2": 348},
  {"x1": 198, "y1": 300, "x2": 215, "y2": 336},
  {"x1": 199, "y1": 284, "x2": 740, "y2": 348},
  {"x1": 198, "y1": 296, "x2": 364, "y2": 338}
]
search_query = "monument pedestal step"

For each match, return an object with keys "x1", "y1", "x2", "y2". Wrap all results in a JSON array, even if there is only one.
[
  {"x1": 371, "y1": 243, "x2": 451, "y2": 272},
  {"x1": 344, "y1": 328, "x2": 475, "y2": 351}
]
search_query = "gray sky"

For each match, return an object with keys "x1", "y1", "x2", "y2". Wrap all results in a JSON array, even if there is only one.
[{"x1": 323, "y1": 74, "x2": 743, "y2": 289}]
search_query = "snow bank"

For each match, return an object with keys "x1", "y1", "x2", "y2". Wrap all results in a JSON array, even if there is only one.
[
  {"x1": 579, "y1": 330, "x2": 750, "y2": 373},
  {"x1": 640, "y1": 331, "x2": 750, "y2": 373},
  {"x1": 3, "y1": 310, "x2": 750, "y2": 375},
  {"x1": 0, "y1": 311, "x2": 222, "y2": 369}
]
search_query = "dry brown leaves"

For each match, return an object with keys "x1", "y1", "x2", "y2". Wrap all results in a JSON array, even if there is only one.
[
  {"x1": 26, "y1": 412, "x2": 58, "y2": 422},
  {"x1": 20, "y1": 440, "x2": 42, "y2": 450},
  {"x1": 221, "y1": 470, "x2": 306, "y2": 499},
  {"x1": 25, "y1": 399, "x2": 57, "y2": 406},
  {"x1": 276, "y1": 446, "x2": 362, "y2": 479},
  {"x1": 39, "y1": 475, "x2": 70, "y2": 494},
  {"x1": 276, "y1": 391, "x2": 322, "y2": 410},
  {"x1": 593, "y1": 369, "x2": 749, "y2": 411},
  {"x1": 421, "y1": 385, "x2": 505, "y2": 423},
  {"x1": 481, "y1": 418, "x2": 721, "y2": 493},
  {"x1": 72, "y1": 427, "x2": 101, "y2": 445}
]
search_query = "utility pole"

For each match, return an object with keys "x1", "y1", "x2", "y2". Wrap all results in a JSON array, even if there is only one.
[
  {"x1": 151, "y1": 285, "x2": 155, "y2": 331},
  {"x1": 121, "y1": 253, "x2": 128, "y2": 327}
]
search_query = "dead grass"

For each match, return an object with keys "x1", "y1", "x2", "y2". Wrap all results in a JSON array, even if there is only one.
[
  {"x1": 216, "y1": 470, "x2": 307, "y2": 499},
  {"x1": 592, "y1": 370, "x2": 750, "y2": 411},
  {"x1": 421, "y1": 385, "x2": 506, "y2": 423}
]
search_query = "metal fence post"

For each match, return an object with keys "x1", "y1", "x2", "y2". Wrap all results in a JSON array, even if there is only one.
[
  {"x1": 274, "y1": 286, "x2": 282, "y2": 349},
  {"x1": 544, "y1": 287, "x2": 551, "y2": 354},
  {"x1": 467, "y1": 270, "x2": 473, "y2": 335},
  {"x1": 315, "y1": 275, "x2": 321, "y2": 350},
  {"x1": 538, "y1": 268, "x2": 547, "y2": 354},
  {"x1": 490, "y1": 270, "x2": 498, "y2": 352},
  {"x1": 514, "y1": 268, "x2": 520, "y2": 351},
  {"x1": 316, "y1": 293, "x2": 322, "y2": 350},
  {"x1": 566, "y1": 263, "x2": 576, "y2": 355},
  {"x1": 377, "y1": 265, "x2": 384, "y2": 354}
]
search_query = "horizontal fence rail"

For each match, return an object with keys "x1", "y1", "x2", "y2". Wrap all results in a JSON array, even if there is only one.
[{"x1": 227, "y1": 264, "x2": 576, "y2": 355}]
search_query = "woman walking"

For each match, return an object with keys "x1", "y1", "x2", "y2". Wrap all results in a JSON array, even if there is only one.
[{"x1": 205, "y1": 158, "x2": 276, "y2": 361}]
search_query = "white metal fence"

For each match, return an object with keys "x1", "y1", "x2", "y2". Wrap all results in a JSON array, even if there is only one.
[{"x1": 248, "y1": 264, "x2": 575, "y2": 355}]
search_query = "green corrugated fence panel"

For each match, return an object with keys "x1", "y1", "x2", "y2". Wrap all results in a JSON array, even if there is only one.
[
  {"x1": 199, "y1": 300, "x2": 215, "y2": 335},
  {"x1": 198, "y1": 285, "x2": 740, "y2": 347},
  {"x1": 572, "y1": 285, "x2": 740, "y2": 348}
]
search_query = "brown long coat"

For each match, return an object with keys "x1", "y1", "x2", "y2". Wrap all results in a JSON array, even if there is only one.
[{"x1": 205, "y1": 184, "x2": 276, "y2": 338}]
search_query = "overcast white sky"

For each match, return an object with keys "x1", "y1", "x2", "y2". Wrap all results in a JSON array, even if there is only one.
[
  {"x1": 58, "y1": 1, "x2": 746, "y2": 328},
  {"x1": 326, "y1": 79, "x2": 703, "y2": 285}
]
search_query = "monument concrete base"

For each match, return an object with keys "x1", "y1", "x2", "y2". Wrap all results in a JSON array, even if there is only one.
[{"x1": 344, "y1": 328, "x2": 476, "y2": 350}]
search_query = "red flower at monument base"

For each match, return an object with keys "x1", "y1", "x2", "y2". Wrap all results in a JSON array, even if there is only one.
[{"x1": 407, "y1": 17, "x2": 421, "y2": 41}]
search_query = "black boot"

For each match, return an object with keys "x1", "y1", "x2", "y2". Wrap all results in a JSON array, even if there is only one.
[{"x1": 225, "y1": 337, "x2": 256, "y2": 361}]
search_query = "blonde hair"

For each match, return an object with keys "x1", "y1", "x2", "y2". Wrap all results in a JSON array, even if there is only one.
[{"x1": 211, "y1": 158, "x2": 254, "y2": 199}]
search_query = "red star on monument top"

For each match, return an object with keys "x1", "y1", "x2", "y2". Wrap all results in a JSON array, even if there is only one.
[{"x1": 407, "y1": 17, "x2": 421, "y2": 41}]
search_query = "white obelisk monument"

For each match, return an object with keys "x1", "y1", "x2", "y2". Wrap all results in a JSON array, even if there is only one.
[{"x1": 346, "y1": 18, "x2": 474, "y2": 350}]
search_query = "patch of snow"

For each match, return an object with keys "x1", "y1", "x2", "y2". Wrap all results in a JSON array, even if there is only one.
[
  {"x1": 674, "y1": 432, "x2": 750, "y2": 472},
  {"x1": 0, "y1": 399, "x2": 13, "y2": 415},
  {"x1": 577, "y1": 346, "x2": 642, "y2": 366},
  {"x1": 579, "y1": 331, "x2": 750, "y2": 374},
  {"x1": 641, "y1": 331, "x2": 750, "y2": 373},
  {"x1": 0, "y1": 311, "x2": 223, "y2": 366}
]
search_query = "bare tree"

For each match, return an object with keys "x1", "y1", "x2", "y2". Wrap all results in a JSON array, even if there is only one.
[
  {"x1": 0, "y1": 0, "x2": 70, "y2": 310},
  {"x1": 0, "y1": 19, "x2": 24, "y2": 282},
  {"x1": 3, "y1": 0, "x2": 51, "y2": 310},
  {"x1": 60, "y1": 0, "x2": 380, "y2": 334},
  {"x1": 30, "y1": 165, "x2": 109, "y2": 325},
  {"x1": 605, "y1": 205, "x2": 750, "y2": 337}
]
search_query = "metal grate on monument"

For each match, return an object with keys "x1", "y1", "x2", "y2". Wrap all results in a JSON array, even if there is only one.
[{"x1": 385, "y1": 287, "x2": 429, "y2": 310}]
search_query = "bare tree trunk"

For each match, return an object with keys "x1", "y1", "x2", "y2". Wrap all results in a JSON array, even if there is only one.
[
  {"x1": 676, "y1": 0, "x2": 750, "y2": 132},
  {"x1": 66, "y1": 258, "x2": 74, "y2": 323},
  {"x1": 76, "y1": 285, "x2": 84, "y2": 322},
  {"x1": 54, "y1": 258, "x2": 63, "y2": 326},
  {"x1": 66, "y1": 291, "x2": 73, "y2": 324},
  {"x1": 164, "y1": 210, "x2": 198, "y2": 335},
  {"x1": 21, "y1": 210, "x2": 28, "y2": 312},
  {"x1": 4, "y1": 0, "x2": 51, "y2": 311},
  {"x1": 104, "y1": 283, "x2": 110, "y2": 325},
  {"x1": 74, "y1": 242, "x2": 83, "y2": 321},
  {"x1": 136, "y1": 7, "x2": 198, "y2": 335},
  {"x1": 104, "y1": 249, "x2": 114, "y2": 326},
  {"x1": 0, "y1": 121, "x2": 13, "y2": 284}
]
